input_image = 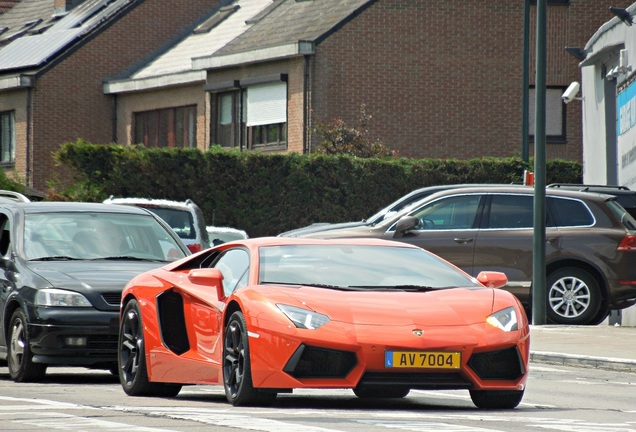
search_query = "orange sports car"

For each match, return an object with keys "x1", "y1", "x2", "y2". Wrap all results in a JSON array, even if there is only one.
[{"x1": 117, "y1": 237, "x2": 529, "y2": 409}]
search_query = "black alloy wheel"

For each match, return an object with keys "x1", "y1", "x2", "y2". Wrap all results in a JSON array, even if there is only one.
[
  {"x1": 119, "y1": 299, "x2": 181, "y2": 397},
  {"x1": 223, "y1": 311, "x2": 276, "y2": 406}
]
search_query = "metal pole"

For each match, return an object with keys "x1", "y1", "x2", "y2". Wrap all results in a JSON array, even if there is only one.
[
  {"x1": 532, "y1": 0, "x2": 547, "y2": 325},
  {"x1": 522, "y1": 0, "x2": 530, "y2": 163}
]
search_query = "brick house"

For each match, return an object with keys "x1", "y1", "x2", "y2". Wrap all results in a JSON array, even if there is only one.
[
  {"x1": 0, "y1": 0, "x2": 632, "y2": 192},
  {"x1": 105, "y1": 0, "x2": 634, "y2": 170},
  {"x1": 0, "y1": 0, "x2": 219, "y2": 191}
]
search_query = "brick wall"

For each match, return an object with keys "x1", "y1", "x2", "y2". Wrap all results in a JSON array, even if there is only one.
[
  {"x1": 29, "y1": 0, "x2": 219, "y2": 190},
  {"x1": 311, "y1": 0, "x2": 633, "y2": 161}
]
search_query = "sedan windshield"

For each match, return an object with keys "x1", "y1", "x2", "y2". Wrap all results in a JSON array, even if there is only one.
[
  {"x1": 24, "y1": 212, "x2": 187, "y2": 261},
  {"x1": 258, "y1": 244, "x2": 480, "y2": 289}
]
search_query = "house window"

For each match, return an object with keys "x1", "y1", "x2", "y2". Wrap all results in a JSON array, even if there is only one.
[
  {"x1": 528, "y1": 87, "x2": 566, "y2": 143},
  {"x1": 245, "y1": 82, "x2": 287, "y2": 150},
  {"x1": 211, "y1": 80, "x2": 287, "y2": 151},
  {"x1": 134, "y1": 106, "x2": 196, "y2": 148},
  {"x1": 249, "y1": 123, "x2": 287, "y2": 149},
  {"x1": 0, "y1": 111, "x2": 15, "y2": 164},
  {"x1": 215, "y1": 91, "x2": 240, "y2": 148}
]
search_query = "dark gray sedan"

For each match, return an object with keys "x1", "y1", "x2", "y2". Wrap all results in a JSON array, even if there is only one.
[{"x1": 0, "y1": 191, "x2": 189, "y2": 382}]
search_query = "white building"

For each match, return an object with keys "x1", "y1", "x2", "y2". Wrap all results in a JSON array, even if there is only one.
[{"x1": 580, "y1": 4, "x2": 636, "y2": 325}]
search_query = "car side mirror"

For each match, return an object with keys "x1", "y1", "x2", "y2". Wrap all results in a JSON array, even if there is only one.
[
  {"x1": 394, "y1": 216, "x2": 419, "y2": 239},
  {"x1": 476, "y1": 271, "x2": 508, "y2": 289},
  {"x1": 187, "y1": 268, "x2": 225, "y2": 298},
  {"x1": 0, "y1": 256, "x2": 17, "y2": 272}
]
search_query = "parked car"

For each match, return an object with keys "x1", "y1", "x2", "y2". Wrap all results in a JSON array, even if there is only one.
[
  {"x1": 0, "y1": 191, "x2": 189, "y2": 382},
  {"x1": 547, "y1": 183, "x2": 636, "y2": 218},
  {"x1": 118, "y1": 237, "x2": 529, "y2": 409},
  {"x1": 104, "y1": 197, "x2": 210, "y2": 253},
  {"x1": 280, "y1": 183, "x2": 524, "y2": 238},
  {"x1": 206, "y1": 226, "x2": 248, "y2": 245},
  {"x1": 284, "y1": 186, "x2": 636, "y2": 325}
]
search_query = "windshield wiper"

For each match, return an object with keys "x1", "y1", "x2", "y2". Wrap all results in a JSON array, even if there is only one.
[
  {"x1": 261, "y1": 281, "x2": 356, "y2": 290},
  {"x1": 30, "y1": 256, "x2": 82, "y2": 261},
  {"x1": 348, "y1": 285, "x2": 438, "y2": 292},
  {"x1": 95, "y1": 256, "x2": 163, "y2": 262}
]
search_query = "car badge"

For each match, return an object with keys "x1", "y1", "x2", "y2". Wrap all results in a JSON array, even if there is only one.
[{"x1": 412, "y1": 329, "x2": 423, "y2": 336}]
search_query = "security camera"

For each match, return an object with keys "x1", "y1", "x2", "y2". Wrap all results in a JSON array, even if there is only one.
[{"x1": 562, "y1": 81, "x2": 581, "y2": 104}]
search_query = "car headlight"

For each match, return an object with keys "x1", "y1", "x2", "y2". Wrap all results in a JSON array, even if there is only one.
[
  {"x1": 277, "y1": 304, "x2": 330, "y2": 329},
  {"x1": 35, "y1": 289, "x2": 92, "y2": 307},
  {"x1": 486, "y1": 307, "x2": 518, "y2": 332}
]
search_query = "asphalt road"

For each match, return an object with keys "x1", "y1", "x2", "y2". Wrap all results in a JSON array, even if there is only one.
[{"x1": 0, "y1": 359, "x2": 635, "y2": 432}]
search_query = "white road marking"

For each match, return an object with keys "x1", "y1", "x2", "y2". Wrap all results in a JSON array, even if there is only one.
[
  {"x1": 1, "y1": 394, "x2": 635, "y2": 432},
  {"x1": 0, "y1": 396, "x2": 93, "y2": 410},
  {"x1": 359, "y1": 419, "x2": 498, "y2": 431},
  {"x1": 7, "y1": 411, "x2": 174, "y2": 431},
  {"x1": 111, "y1": 406, "x2": 344, "y2": 431}
]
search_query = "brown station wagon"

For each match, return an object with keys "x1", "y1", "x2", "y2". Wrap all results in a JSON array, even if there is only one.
[{"x1": 283, "y1": 186, "x2": 636, "y2": 325}]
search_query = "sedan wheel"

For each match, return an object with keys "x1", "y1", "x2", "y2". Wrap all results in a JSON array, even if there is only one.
[
  {"x1": 119, "y1": 300, "x2": 181, "y2": 397},
  {"x1": 7, "y1": 308, "x2": 47, "y2": 382},
  {"x1": 223, "y1": 311, "x2": 276, "y2": 406},
  {"x1": 546, "y1": 268, "x2": 602, "y2": 325}
]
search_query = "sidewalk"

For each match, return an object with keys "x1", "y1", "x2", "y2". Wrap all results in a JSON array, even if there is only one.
[{"x1": 529, "y1": 324, "x2": 636, "y2": 373}]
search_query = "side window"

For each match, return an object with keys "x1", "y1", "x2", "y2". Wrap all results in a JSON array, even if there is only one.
[
  {"x1": 410, "y1": 195, "x2": 481, "y2": 230},
  {"x1": 488, "y1": 195, "x2": 534, "y2": 229},
  {"x1": 214, "y1": 248, "x2": 249, "y2": 296},
  {"x1": 0, "y1": 215, "x2": 10, "y2": 256},
  {"x1": 549, "y1": 197, "x2": 594, "y2": 227}
]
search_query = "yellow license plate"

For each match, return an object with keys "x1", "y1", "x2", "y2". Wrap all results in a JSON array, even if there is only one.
[{"x1": 385, "y1": 351, "x2": 461, "y2": 369}]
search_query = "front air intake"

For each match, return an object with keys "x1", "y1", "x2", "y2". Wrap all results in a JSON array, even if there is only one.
[
  {"x1": 468, "y1": 346, "x2": 525, "y2": 380},
  {"x1": 283, "y1": 345, "x2": 357, "y2": 379}
]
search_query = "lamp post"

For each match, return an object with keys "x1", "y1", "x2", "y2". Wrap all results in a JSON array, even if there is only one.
[
  {"x1": 522, "y1": 0, "x2": 530, "y2": 164},
  {"x1": 532, "y1": 0, "x2": 547, "y2": 325}
]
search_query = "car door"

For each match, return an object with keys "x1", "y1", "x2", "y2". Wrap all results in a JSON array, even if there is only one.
[
  {"x1": 471, "y1": 193, "x2": 559, "y2": 304},
  {"x1": 383, "y1": 193, "x2": 484, "y2": 275},
  {"x1": 0, "y1": 212, "x2": 13, "y2": 351}
]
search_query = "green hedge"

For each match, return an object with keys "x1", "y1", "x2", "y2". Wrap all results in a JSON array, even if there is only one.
[{"x1": 52, "y1": 141, "x2": 582, "y2": 237}]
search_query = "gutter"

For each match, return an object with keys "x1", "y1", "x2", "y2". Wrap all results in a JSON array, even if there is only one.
[
  {"x1": 192, "y1": 41, "x2": 315, "y2": 70},
  {"x1": 0, "y1": 75, "x2": 34, "y2": 91}
]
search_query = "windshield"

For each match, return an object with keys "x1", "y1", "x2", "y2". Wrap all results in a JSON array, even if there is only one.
[
  {"x1": 258, "y1": 244, "x2": 479, "y2": 289},
  {"x1": 24, "y1": 212, "x2": 187, "y2": 261}
]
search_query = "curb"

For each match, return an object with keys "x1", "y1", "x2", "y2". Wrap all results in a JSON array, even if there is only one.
[{"x1": 530, "y1": 350, "x2": 636, "y2": 373}]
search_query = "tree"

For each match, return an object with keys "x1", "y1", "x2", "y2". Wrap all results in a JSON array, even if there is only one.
[{"x1": 313, "y1": 104, "x2": 395, "y2": 158}]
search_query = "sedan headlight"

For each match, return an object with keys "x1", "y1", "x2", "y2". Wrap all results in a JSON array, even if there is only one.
[
  {"x1": 486, "y1": 307, "x2": 518, "y2": 332},
  {"x1": 35, "y1": 289, "x2": 92, "y2": 307},
  {"x1": 277, "y1": 304, "x2": 330, "y2": 329}
]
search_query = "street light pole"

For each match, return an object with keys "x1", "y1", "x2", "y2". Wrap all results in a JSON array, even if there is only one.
[
  {"x1": 522, "y1": 0, "x2": 530, "y2": 163},
  {"x1": 532, "y1": 0, "x2": 547, "y2": 325}
]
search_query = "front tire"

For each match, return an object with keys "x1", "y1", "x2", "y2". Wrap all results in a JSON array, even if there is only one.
[
  {"x1": 546, "y1": 268, "x2": 602, "y2": 325},
  {"x1": 223, "y1": 311, "x2": 276, "y2": 406},
  {"x1": 7, "y1": 308, "x2": 47, "y2": 382},
  {"x1": 119, "y1": 299, "x2": 181, "y2": 397},
  {"x1": 470, "y1": 389, "x2": 524, "y2": 409}
]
